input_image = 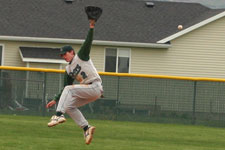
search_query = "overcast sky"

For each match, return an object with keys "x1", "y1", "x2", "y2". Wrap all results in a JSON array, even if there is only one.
[{"x1": 153, "y1": 0, "x2": 225, "y2": 9}]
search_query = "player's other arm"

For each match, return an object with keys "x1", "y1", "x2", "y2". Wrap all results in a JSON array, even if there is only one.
[
  {"x1": 46, "y1": 71, "x2": 74, "y2": 108},
  {"x1": 77, "y1": 20, "x2": 95, "y2": 61}
]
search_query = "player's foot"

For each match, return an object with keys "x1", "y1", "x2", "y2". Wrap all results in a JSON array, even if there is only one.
[
  {"x1": 47, "y1": 115, "x2": 66, "y2": 127},
  {"x1": 84, "y1": 126, "x2": 96, "y2": 145}
]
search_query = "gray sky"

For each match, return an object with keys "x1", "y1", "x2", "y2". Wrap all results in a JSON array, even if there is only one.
[{"x1": 154, "y1": 0, "x2": 225, "y2": 9}]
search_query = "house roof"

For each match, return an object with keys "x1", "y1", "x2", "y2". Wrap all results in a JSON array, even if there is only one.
[{"x1": 0, "y1": 0, "x2": 224, "y2": 44}]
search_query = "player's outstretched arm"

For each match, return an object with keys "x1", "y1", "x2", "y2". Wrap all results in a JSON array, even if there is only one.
[
  {"x1": 77, "y1": 20, "x2": 95, "y2": 61},
  {"x1": 78, "y1": 6, "x2": 102, "y2": 61}
]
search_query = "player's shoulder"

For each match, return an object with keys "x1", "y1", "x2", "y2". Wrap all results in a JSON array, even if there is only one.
[{"x1": 76, "y1": 54, "x2": 88, "y2": 62}]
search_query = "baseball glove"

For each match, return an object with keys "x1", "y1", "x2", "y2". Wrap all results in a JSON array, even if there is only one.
[{"x1": 85, "y1": 6, "x2": 103, "y2": 22}]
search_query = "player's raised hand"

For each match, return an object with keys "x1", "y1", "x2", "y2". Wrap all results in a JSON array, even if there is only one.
[
  {"x1": 46, "y1": 100, "x2": 56, "y2": 108},
  {"x1": 90, "y1": 20, "x2": 95, "y2": 28}
]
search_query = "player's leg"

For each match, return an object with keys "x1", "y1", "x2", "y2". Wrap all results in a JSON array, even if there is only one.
[
  {"x1": 47, "y1": 85, "x2": 74, "y2": 127},
  {"x1": 66, "y1": 107, "x2": 88, "y2": 127},
  {"x1": 47, "y1": 82, "x2": 101, "y2": 127},
  {"x1": 54, "y1": 81, "x2": 102, "y2": 114},
  {"x1": 48, "y1": 82, "x2": 102, "y2": 144},
  {"x1": 65, "y1": 82, "x2": 102, "y2": 144},
  {"x1": 66, "y1": 107, "x2": 96, "y2": 144}
]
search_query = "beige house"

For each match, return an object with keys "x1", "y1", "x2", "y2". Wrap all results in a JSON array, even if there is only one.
[{"x1": 0, "y1": 0, "x2": 225, "y2": 78}]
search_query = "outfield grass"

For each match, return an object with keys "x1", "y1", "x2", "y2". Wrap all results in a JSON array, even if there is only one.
[{"x1": 0, "y1": 114, "x2": 225, "y2": 150}]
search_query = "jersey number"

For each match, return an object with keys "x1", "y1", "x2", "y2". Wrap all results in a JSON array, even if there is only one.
[{"x1": 69, "y1": 64, "x2": 87, "y2": 79}]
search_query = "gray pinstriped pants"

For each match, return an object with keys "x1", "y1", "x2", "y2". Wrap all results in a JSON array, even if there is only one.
[{"x1": 56, "y1": 81, "x2": 103, "y2": 128}]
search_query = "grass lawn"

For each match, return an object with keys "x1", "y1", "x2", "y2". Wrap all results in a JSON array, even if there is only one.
[{"x1": 0, "y1": 114, "x2": 225, "y2": 150}]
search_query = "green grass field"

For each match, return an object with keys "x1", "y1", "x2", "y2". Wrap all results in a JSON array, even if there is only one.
[{"x1": 0, "y1": 114, "x2": 225, "y2": 150}]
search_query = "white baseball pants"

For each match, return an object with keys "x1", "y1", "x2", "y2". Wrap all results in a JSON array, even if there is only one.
[{"x1": 56, "y1": 81, "x2": 103, "y2": 128}]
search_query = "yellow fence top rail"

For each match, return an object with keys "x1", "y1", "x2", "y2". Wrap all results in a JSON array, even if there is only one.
[
  {"x1": 1, "y1": 66, "x2": 225, "y2": 82},
  {"x1": 0, "y1": 66, "x2": 64, "y2": 73},
  {"x1": 99, "y1": 72, "x2": 225, "y2": 82}
]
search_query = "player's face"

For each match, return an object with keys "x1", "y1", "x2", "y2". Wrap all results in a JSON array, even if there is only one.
[{"x1": 61, "y1": 51, "x2": 74, "y2": 62}]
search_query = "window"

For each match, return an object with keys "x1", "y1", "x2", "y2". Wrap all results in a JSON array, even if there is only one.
[
  {"x1": 105, "y1": 48, "x2": 130, "y2": 73},
  {"x1": 0, "y1": 45, "x2": 2, "y2": 66}
]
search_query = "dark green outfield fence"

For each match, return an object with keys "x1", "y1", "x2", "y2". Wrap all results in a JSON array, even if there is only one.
[{"x1": 1, "y1": 66, "x2": 225, "y2": 127}]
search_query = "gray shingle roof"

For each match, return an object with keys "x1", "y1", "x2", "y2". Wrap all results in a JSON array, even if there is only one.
[{"x1": 0, "y1": 0, "x2": 224, "y2": 43}]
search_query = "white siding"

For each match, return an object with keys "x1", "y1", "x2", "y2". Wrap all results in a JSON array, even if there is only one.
[
  {"x1": 1, "y1": 41, "x2": 26, "y2": 67},
  {"x1": 132, "y1": 17, "x2": 225, "y2": 78},
  {"x1": 1, "y1": 41, "x2": 104, "y2": 71},
  {"x1": 89, "y1": 45, "x2": 105, "y2": 72}
]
